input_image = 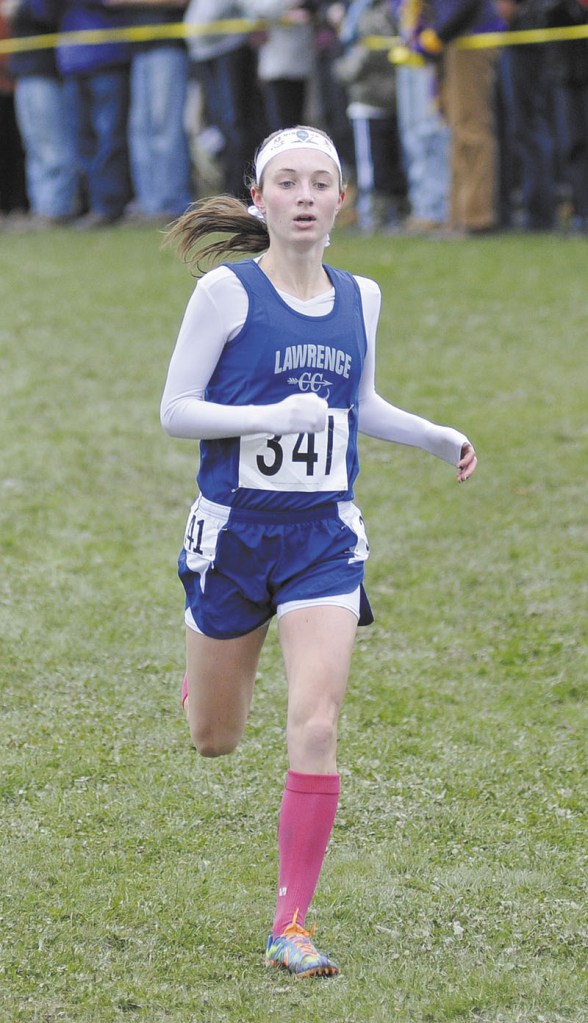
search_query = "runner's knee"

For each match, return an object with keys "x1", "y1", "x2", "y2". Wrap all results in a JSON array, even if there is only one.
[
  {"x1": 289, "y1": 712, "x2": 338, "y2": 760},
  {"x1": 189, "y1": 719, "x2": 242, "y2": 758}
]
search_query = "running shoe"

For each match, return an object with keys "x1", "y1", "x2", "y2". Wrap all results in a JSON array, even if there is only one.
[{"x1": 266, "y1": 911, "x2": 339, "y2": 978}]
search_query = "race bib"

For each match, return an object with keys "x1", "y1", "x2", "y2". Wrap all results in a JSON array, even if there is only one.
[{"x1": 238, "y1": 408, "x2": 350, "y2": 492}]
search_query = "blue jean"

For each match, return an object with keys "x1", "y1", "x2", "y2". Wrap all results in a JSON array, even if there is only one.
[
  {"x1": 395, "y1": 64, "x2": 450, "y2": 223},
  {"x1": 500, "y1": 46, "x2": 557, "y2": 230},
  {"x1": 350, "y1": 114, "x2": 406, "y2": 229},
  {"x1": 195, "y1": 44, "x2": 265, "y2": 200},
  {"x1": 129, "y1": 45, "x2": 192, "y2": 216},
  {"x1": 560, "y1": 81, "x2": 588, "y2": 222},
  {"x1": 65, "y1": 68, "x2": 131, "y2": 218},
  {"x1": 14, "y1": 76, "x2": 78, "y2": 218}
]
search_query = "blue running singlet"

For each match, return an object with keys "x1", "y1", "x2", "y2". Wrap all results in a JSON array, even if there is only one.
[{"x1": 196, "y1": 259, "x2": 368, "y2": 511}]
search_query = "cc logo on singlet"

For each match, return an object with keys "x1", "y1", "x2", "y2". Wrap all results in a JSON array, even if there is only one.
[{"x1": 296, "y1": 372, "x2": 332, "y2": 398}]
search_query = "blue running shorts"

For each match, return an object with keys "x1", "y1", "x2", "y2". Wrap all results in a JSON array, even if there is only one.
[{"x1": 178, "y1": 495, "x2": 373, "y2": 640}]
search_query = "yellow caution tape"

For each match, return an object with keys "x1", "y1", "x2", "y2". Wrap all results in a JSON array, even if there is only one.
[
  {"x1": 387, "y1": 24, "x2": 588, "y2": 65},
  {"x1": 1, "y1": 18, "x2": 587, "y2": 58},
  {"x1": 366, "y1": 24, "x2": 588, "y2": 53},
  {"x1": 456, "y1": 23, "x2": 588, "y2": 47},
  {"x1": 0, "y1": 18, "x2": 265, "y2": 55}
]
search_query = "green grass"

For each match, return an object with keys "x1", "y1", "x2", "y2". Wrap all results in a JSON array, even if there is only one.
[{"x1": 1, "y1": 226, "x2": 586, "y2": 1022}]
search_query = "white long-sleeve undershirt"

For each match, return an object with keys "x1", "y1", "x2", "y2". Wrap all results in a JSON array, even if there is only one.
[{"x1": 160, "y1": 264, "x2": 468, "y2": 466}]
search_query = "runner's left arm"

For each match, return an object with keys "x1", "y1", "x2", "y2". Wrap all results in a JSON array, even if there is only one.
[{"x1": 355, "y1": 276, "x2": 471, "y2": 467}]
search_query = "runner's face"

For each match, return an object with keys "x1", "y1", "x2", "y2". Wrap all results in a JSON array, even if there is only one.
[{"x1": 251, "y1": 150, "x2": 344, "y2": 246}]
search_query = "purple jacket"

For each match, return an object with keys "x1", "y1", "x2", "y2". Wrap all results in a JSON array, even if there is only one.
[
  {"x1": 30, "y1": 0, "x2": 132, "y2": 75},
  {"x1": 429, "y1": 0, "x2": 504, "y2": 41}
]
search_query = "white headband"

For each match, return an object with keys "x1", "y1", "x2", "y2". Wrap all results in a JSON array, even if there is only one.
[{"x1": 255, "y1": 128, "x2": 342, "y2": 184}]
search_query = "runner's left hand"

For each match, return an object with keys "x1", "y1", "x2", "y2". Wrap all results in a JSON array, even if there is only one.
[{"x1": 457, "y1": 443, "x2": 477, "y2": 483}]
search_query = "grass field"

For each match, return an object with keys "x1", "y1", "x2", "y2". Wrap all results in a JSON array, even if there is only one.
[{"x1": 1, "y1": 225, "x2": 586, "y2": 1023}]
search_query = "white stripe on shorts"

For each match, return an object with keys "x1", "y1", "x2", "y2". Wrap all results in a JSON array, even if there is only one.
[
  {"x1": 276, "y1": 586, "x2": 361, "y2": 621},
  {"x1": 186, "y1": 588, "x2": 361, "y2": 634}
]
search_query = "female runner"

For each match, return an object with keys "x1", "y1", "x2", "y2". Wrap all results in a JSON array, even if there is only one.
[{"x1": 161, "y1": 125, "x2": 477, "y2": 977}]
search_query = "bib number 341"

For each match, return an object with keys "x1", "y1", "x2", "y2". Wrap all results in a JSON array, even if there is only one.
[{"x1": 238, "y1": 408, "x2": 349, "y2": 492}]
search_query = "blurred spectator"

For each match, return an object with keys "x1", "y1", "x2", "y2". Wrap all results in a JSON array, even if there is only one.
[
  {"x1": 392, "y1": 0, "x2": 451, "y2": 232},
  {"x1": 0, "y1": 2, "x2": 28, "y2": 216},
  {"x1": 413, "y1": 0, "x2": 505, "y2": 234},
  {"x1": 3, "y1": 0, "x2": 582, "y2": 236},
  {"x1": 493, "y1": 21, "x2": 520, "y2": 228},
  {"x1": 244, "y1": 0, "x2": 316, "y2": 130},
  {"x1": 33, "y1": 0, "x2": 133, "y2": 228},
  {"x1": 544, "y1": 0, "x2": 588, "y2": 232},
  {"x1": 111, "y1": 0, "x2": 193, "y2": 221},
  {"x1": 184, "y1": 0, "x2": 265, "y2": 200},
  {"x1": 495, "y1": 0, "x2": 557, "y2": 230},
  {"x1": 312, "y1": 3, "x2": 355, "y2": 173},
  {"x1": 4, "y1": 0, "x2": 78, "y2": 227},
  {"x1": 333, "y1": 0, "x2": 407, "y2": 231}
]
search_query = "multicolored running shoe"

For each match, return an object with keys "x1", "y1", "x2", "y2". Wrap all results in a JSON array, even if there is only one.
[{"x1": 266, "y1": 911, "x2": 339, "y2": 978}]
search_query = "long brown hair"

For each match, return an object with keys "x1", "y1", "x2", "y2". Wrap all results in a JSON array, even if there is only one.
[{"x1": 163, "y1": 194, "x2": 268, "y2": 275}]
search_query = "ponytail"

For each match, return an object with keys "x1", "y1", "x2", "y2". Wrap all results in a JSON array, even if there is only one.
[{"x1": 164, "y1": 195, "x2": 268, "y2": 275}]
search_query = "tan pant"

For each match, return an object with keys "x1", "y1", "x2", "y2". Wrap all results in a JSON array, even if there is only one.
[{"x1": 443, "y1": 46, "x2": 499, "y2": 231}]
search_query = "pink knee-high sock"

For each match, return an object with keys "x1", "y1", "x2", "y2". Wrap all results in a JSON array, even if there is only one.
[{"x1": 272, "y1": 769, "x2": 340, "y2": 936}]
